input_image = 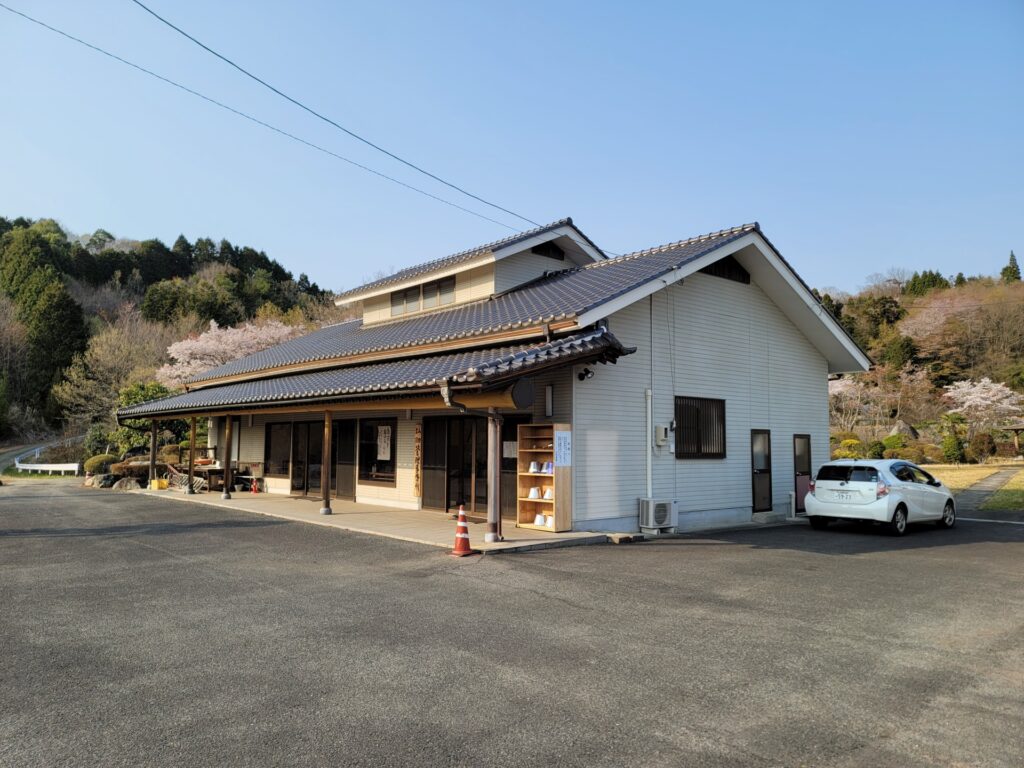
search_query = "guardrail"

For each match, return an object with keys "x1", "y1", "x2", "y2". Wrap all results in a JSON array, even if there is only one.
[{"x1": 13, "y1": 442, "x2": 83, "y2": 476}]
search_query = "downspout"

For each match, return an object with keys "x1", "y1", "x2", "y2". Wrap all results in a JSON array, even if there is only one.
[{"x1": 645, "y1": 388, "x2": 653, "y2": 499}]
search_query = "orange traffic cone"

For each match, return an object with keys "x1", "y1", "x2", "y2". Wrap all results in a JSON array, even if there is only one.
[{"x1": 450, "y1": 505, "x2": 479, "y2": 557}]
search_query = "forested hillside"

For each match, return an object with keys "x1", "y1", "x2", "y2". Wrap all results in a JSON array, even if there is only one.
[
  {"x1": 818, "y1": 252, "x2": 1024, "y2": 463},
  {"x1": 0, "y1": 215, "x2": 346, "y2": 454}
]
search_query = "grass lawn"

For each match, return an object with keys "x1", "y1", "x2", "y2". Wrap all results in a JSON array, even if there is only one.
[
  {"x1": 981, "y1": 469, "x2": 1024, "y2": 511},
  {"x1": 924, "y1": 464, "x2": 1004, "y2": 493}
]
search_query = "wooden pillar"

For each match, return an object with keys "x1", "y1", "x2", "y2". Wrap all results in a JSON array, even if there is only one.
[
  {"x1": 187, "y1": 417, "x2": 196, "y2": 494},
  {"x1": 222, "y1": 416, "x2": 233, "y2": 499},
  {"x1": 149, "y1": 420, "x2": 158, "y2": 487},
  {"x1": 1014, "y1": 430, "x2": 1021, "y2": 455},
  {"x1": 320, "y1": 411, "x2": 333, "y2": 515},
  {"x1": 485, "y1": 408, "x2": 502, "y2": 542}
]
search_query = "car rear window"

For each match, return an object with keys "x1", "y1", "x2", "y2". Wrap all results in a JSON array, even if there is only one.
[{"x1": 816, "y1": 465, "x2": 879, "y2": 482}]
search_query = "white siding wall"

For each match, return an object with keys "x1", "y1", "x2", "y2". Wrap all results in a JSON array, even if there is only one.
[
  {"x1": 494, "y1": 251, "x2": 569, "y2": 294},
  {"x1": 572, "y1": 272, "x2": 830, "y2": 531}
]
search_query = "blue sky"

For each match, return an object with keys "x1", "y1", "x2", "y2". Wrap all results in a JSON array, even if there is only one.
[{"x1": 1, "y1": 0, "x2": 1020, "y2": 295}]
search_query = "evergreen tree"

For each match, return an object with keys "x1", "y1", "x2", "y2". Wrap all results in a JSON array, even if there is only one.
[
  {"x1": 171, "y1": 235, "x2": 194, "y2": 273},
  {"x1": 954, "y1": 272, "x2": 966, "y2": 286},
  {"x1": 1001, "y1": 251, "x2": 1020, "y2": 283}
]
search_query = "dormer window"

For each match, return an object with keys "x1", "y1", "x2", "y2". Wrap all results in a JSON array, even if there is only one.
[{"x1": 391, "y1": 276, "x2": 456, "y2": 316}]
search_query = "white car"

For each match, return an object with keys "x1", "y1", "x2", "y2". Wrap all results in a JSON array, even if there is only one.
[{"x1": 805, "y1": 459, "x2": 956, "y2": 536}]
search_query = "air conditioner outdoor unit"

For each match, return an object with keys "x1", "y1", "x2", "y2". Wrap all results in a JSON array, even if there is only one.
[{"x1": 638, "y1": 498, "x2": 678, "y2": 532}]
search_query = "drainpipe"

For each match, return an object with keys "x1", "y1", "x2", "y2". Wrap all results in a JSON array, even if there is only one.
[{"x1": 645, "y1": 388, "x2": 653, "y2": 499}]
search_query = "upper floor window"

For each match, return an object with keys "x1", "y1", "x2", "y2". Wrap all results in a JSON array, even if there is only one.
[{"x1": 391, "y1": 276, "x2": 456, "y2": 316}]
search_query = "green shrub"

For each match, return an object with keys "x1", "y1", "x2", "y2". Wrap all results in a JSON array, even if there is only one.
[
  {"x1": 942, "y1": 433, "x2": 965, "y2": 464},
  {"x1": 866, "y1": 440, "x2": 886, "y2": 459},
  {"x1": 84, "y1": 453, "x2": 117, "y2": 474},
  {"x1": 882, "y1": 434, "x2": 908, "y2": 451},
  {"x1": 921, "y1": 443, "x2": 944, "y2": 464},
  {"x1": 831, "y1": 431, "x2": 859, "y2": 445}
]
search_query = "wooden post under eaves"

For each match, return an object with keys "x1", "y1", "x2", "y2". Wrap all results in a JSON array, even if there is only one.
[
  {"x1": 149, "y1": 420, "x2": 158, "y2": 487},
  {"x1": 320, "y1": 412, "x2": 333, "y2": 515},
  {"x1": 187, "y1": 417, "x2": 196, "y2": 494},
  {"x1": 222, "y1": 416, "x2": 233, "y2": 500},
  {"x1": 485, "y1": 408, "x2": 502, "y2": 542}
]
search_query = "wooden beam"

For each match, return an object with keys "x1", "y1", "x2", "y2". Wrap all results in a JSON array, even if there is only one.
[
  {"x1": 187, "y1": 417, "x2": 196, "y2": 495},
  {"x1": 183, "y1": 388, "x2": 532, "y2": 420},
  {"x1": 320, "y1": 412, "x2": 332, "y2": 515},
  {"x1": 149, "y1": 420, "x2": 158, "y2": 487},
  {"x1": 485, "y1": 410, "x2": 502, "y2": 542},
  {"x1": 222, "y1": 417, "x2": 233, "y2": 499}
]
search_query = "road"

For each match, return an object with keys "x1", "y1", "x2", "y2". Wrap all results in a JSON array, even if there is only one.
[{"x1": 1, "y1": 481, "x2": 1022, "y2": 767}]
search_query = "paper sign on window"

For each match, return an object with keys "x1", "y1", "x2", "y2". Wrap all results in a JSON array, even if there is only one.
[{"x1": 377, "y1": 425, "x2": 392, "y2": 460}]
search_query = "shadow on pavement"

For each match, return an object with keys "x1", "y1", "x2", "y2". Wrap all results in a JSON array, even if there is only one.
[
  {"x1": 635, "y1": 518, "x2": 1024, "y2": 556},
  {"x1": 0, "y1": 518, "x2": 288, "y2": 538}
]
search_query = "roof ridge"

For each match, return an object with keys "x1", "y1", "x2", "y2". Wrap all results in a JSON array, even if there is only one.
[
  {"x1": 335, "y1": 217, "x2": 574, "y2": 300},
  {"x1": 586, "y1": 222, "x2": 759, "y2": 268}
]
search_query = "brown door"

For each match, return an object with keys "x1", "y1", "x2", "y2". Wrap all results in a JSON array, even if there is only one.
[
  {"x1": 751, "y1": 430, "x2": 772, "y2": 512},
  {"x1": 331, "y1": 419, "x2": 356, "y2": 500},
  {"x1": 793, "y1": 434, "x2": 811, "y2": 513}
]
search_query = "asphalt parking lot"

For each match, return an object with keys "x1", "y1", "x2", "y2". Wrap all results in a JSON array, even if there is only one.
[{"x1": 2, "y1": 482, "x2": 1022, "y2": 767}]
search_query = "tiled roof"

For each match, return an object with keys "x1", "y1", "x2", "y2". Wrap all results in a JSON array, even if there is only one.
[
  {"x1": 334, "y1": 217, "x2": 591, "y2": 301},
  {"x1": 118, "y1": 328, "x2": 632, "y2": 420},
  {"x1": 188, "y1": 223, "x2": 757, "y2": 386}
]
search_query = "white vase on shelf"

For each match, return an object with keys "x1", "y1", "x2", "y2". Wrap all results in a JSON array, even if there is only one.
[
  {"x1": 528, "y1": 461, "x2": 541, "y2": 474},
  {"x1": 533, "y1": 513, "x2": 546, "y2": 526},
  {"x1": 544, "y1": 514, "x2": 555, "y2": 528},
  {"x1": 543, "y1": 487, "x2": 553, "y2": 500},
  {"x1": 528, "y1": 487, "x2": 541, "y2": 499}
]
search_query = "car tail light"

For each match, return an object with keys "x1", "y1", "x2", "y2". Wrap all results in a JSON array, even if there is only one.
[
  {"x1": 876, "y1": 481, "x2": 889, "y2": 499},
  {"x1": 808, "y1": 479, "x2": 816, "y2": 497}
]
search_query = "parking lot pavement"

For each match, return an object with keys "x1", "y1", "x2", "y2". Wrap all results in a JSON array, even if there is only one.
[{"x1": 2, "y1": 482, "x2": 1023, "y2": 768}]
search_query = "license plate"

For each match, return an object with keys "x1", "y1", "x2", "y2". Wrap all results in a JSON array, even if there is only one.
[{"x1": 833, "y1": 491, "x2": 852, "y2": 501}]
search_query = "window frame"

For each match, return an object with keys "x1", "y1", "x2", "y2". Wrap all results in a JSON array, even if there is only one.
[
  {"x1": 264, "y1": 422, "x2": 292, "y2": 478},
  {"x1": 390, "y1": 276, "x2": 456, "y2": 316},
  {"x1": 358, "y1": 417, "x2": 398, "y2": 487},
  {"x1": 674, "y1": 396, "x2": 727, "y2": 460}
]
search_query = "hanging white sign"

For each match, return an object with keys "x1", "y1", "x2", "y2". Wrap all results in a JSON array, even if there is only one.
[
  {"x1": 554, "y1": 430, "x2": 572, "y2": 466},
  {"x1": 377, "y1": 425, "x2": 392, "y2": 460}
]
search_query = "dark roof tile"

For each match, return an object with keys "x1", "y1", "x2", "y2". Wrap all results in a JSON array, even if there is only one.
[
  {"x1": 119, "y1": 328, "x2": 631, "y2": 419},
  {"x1": 189, "y1": 223, "x2": 756, "y2": 385}
]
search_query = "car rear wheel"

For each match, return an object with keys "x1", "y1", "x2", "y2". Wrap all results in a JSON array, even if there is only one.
[
  {"x1": 937, "y1": 501, "x2": 956, "y2": 529},
  {"x1": 888, "y1": 506, "x2": 908, "y2": 536},
  {"x1": 808, "y1": 516, "x2": 830, "y2": 530}
]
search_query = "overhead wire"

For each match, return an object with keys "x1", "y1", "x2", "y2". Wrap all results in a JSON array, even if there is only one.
[
  {"x1": 127, "y1": 0, "x2": 543, "y2": 229},
  {"x1": 0, "y1": 2, "x2": 523, "y2": 232}
]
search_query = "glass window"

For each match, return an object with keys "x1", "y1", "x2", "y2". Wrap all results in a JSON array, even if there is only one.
[
  {"x1": 265, "y1": 423, "x2": 291, "y2": 477},
  {"x1": 816, "y1": 465, "x2": 851, "y2": 481},
  {"x1": 422, "y1": 281, "x2": 438, "y2": 309},
  {"x1": 390, "y1": 287, "x2": 420, "y2": 316},
  {"x1": 358, "y1": 418, "x2": 397, "y2": 485},
  {"x1": 849, "y1": 466, "x2": 879, "y2": 483},
  {"x1": 437, "y1": 276, "x2": 455, "y2": 305},
  {"x1": 674, "y1": 396, "x2": 726, "y2": 459}
]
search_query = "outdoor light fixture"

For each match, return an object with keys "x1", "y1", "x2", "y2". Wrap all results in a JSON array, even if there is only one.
[{"x1": 577, "y1": 367, "x2": 595, "y2": 381}]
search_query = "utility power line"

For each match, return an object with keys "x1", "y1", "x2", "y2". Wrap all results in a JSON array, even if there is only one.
[
  {"x1": 0, "y1": 2, "x2": 520, "y2": 231},
  {"x1": 128, "y1": 0, "x2": 542, "y2": 228}
]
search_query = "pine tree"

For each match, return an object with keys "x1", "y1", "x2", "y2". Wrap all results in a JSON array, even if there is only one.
[
  {"x1": 954, "y1": 272, "x2": 966, "y2": 286},
  {"x1": 1001, "y1": 251, "x2": 1020, "y2": 283}
]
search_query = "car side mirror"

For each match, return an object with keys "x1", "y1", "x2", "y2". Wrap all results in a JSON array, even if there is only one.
[{"x1": 929, "y1": 479, "x2": 941, "y2": 487}]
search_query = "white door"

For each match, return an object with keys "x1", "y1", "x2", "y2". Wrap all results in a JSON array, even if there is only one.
[{"x1": 910, "y1": 465, "x2": 944, "y2": 518}]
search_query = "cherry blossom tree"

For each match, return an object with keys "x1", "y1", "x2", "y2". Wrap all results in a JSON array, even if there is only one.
[
  {"x1": 943, "y1": 377, "x2": 1023, "y2": 434},
  {"x1": 156, "y1": 320, "x2": 304, "y2": 388}
]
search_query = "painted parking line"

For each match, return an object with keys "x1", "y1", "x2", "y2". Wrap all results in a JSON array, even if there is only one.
[{"x1": 959, "y1": 517, "x2": 1024, "y2": 526}]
